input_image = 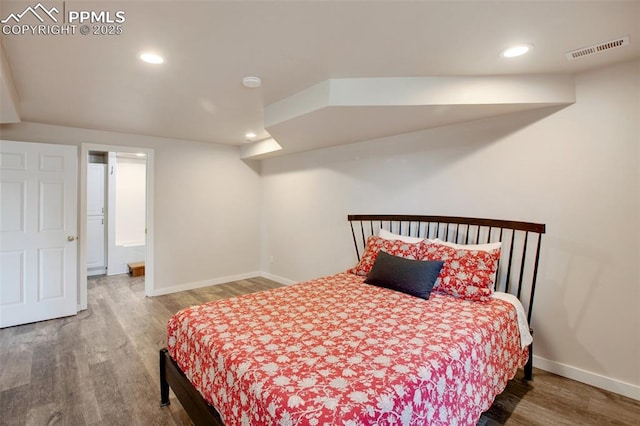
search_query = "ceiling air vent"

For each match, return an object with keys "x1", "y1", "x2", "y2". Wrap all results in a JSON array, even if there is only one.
[{"x1": 565, "y1": 36, "x2": 629, "y2": 60}]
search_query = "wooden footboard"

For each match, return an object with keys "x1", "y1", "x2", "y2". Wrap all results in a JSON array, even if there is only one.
[{"x1": 159, "y1": 348, "x2": 224, "y2": 426}]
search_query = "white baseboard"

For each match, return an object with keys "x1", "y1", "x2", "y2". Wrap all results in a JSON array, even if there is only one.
[
  {"x1": 533, "y1": 355, "x2": 640, "y2": 401},
  {"x1": 260, "y1": 272, "x2": 297, "y2": 286},
  {"x1": 150, "y1": 271, "x2": 262, "y2": 296}
]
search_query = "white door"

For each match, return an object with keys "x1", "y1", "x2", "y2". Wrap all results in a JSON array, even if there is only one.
[
  {"x1": 87, "y1": 163, "x2": 106, "y2": 276},
  {"x1": 87, "y1": 163, "x2": 105, "y2": 216},
  {"x1": 86, "y1": 216, "x2": 105, "y2": 275},
  {"x1": 0, "y1": 141, "x2": 78, "y2": 328}
]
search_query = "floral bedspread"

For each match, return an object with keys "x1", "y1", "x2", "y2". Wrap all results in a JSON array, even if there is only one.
[{"x1": 167, "y1": 272, "x2": 528, "y2": 426}]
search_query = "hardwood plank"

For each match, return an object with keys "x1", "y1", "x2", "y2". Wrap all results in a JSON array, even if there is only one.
[
  {"x1": 586, "y1": 387, "x2": 640, "y2": 425},
  {"x1": 0, "y1": 384, "x2": 30, "y2": 426},
  {"x1": 0, "y1": 346, "x2": 32, "y2": 392},
  {"x1": 25, "y1": 401, "x2": 63, "y2": 426},
  {"x1": 28, "y1": 340, "x2": 56, "y2": 407},
  {"x1": 90, "y1": 360, "x2": 135, "y2": 424},
  {"x1": 52, "y1": 349, "x2": 86, "y2": 424},
  {"x1": 71, "y1": 344, "x2": 103, "y2": 424}
]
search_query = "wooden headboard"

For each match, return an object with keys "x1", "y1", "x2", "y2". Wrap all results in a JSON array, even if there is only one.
[{"x1": 348, "y1": 215, "x2": 546, "y2": 323}]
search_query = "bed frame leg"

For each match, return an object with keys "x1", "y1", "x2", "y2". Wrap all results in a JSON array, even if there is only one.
[
  {"x1": 524, "y1": 328, "x2": 533, "y2": 381},
  {"x1": 160, "y1": 349, "x2": 171, "y2": 407},
  {"x1": 524, "y1": 346, "x2": 533, "y2": 381}
]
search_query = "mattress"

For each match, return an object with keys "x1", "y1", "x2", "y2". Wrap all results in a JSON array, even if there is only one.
[{"x1": 167, "y1": 272, "x2": 528, "y2": 426}]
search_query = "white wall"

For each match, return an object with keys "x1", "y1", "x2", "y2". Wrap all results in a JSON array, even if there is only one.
[
  {"x1": 260, "y1": 59, "x2": 640, "y2": 397},
  {"x1": 0, "y1": 123, "x2": 262, "y2": 292},
  {"x1": 114, "y1": 156, "x2": 146, "y2": 247},
  {"x1": 105, "y1": 153, "x2": 147, "y2": 276}
]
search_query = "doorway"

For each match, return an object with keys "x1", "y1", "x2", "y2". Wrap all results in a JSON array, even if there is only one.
[
  {"x1": 79, "y1": 143, "x2": 154, "y2": 310},
  {"x1": 86, "y1": 151, "x2": 147, "y2": 277}
]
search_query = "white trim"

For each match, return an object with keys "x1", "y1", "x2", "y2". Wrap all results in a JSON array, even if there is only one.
[
  {"x1": 143, "y1": 150, "x2": 154, "y2": 297},
  {"x1": 260, "y1": 272, "x2": 297, "y2": 286},
  {"x1": 533, "y1": 355, "x2": 640, "y2": 401},
  {"x1": 150, "y1": 272, "x2": 262, "y2": 296},
  {"x1": 78, "y1": 146, "x2": 88, "y2": 310}
]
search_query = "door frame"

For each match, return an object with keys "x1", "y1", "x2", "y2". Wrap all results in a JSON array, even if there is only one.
[{"x1": 79, "y1": 143, "x2": 155, "y2": 309}]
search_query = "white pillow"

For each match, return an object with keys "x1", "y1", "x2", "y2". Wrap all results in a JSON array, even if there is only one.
[
  {"x1": 433, "y1": 238, "x2": 502, "y2": 252},
  {"x1": 379, "y1": 228, "x2": 425, "y2": 244}
]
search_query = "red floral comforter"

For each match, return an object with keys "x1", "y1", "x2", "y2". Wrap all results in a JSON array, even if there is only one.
[{"x1": 167, "y1": 272, "x2": 528, "y2": 426}]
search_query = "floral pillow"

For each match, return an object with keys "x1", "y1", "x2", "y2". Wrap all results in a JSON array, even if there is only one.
[
  {"x1": 422, "y1": 242, "x2": 501, "y2": 301},
  {"x1": 348, "y1": 235, "x2": 425, "y2": 276}
]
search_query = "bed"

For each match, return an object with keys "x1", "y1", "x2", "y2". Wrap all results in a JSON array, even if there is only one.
[{"x1": 160, "y1": 215, "x2": 545, "y2": 426}]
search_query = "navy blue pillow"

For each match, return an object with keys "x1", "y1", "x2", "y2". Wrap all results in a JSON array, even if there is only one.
[{"x1": 364, "y1": 251, "x2": 444, "y2": 300}]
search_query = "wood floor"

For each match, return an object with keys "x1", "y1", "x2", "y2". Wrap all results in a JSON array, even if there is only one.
[{"x1": 1, "y1": 274, "x2": 638, "y2": 426}]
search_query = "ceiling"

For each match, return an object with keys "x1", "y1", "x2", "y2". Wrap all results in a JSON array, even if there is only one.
[{"x1": 1, "y1": 1, "x2": 638, "y2": 158}]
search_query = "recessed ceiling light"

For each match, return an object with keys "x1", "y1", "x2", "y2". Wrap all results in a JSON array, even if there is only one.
[
  {"x1": 139, "y1": 52, "x2": 164, "y2": 64},
  {"x1": 242, "y1": 76, "x2": 262, "y2": 88},
  {"x1": 501, "y1": 44, "x2": 532, "y2": 58},
  {"x1": 245, "y1": 132, "x2": 257, "y2": 139}
]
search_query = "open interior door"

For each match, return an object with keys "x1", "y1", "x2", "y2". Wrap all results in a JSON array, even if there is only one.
[{"x1": 1, "y1": 140, "x2": 78, "y2": 328}]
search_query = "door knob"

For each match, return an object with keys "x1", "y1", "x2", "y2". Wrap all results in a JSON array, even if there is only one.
[{"x1": 67, "y1": 236, "x2": 76, "y2": 241}]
